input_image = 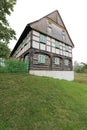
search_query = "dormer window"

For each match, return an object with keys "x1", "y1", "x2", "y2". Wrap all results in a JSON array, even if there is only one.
[
  {"x1": 39, "y1": 34, "x2": 47, "y2": 44},
  {"x1": 55, "y1": 41, "x2": 60, "y2": 48}
]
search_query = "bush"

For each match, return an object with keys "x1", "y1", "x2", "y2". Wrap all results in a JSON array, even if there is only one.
[{"x1": 0, "y1": 59, "x2": 28, "y2": 73}]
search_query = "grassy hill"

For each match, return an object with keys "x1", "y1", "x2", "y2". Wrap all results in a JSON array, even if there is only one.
[{"x1": 0, "y1": 73, "x2": 87, "y2": 130}]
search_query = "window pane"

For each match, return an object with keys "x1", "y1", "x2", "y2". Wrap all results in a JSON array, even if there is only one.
[
  {"x1": 55, "y1": 57, "x2": 60, "y2": 65},
  {"x1": 55, "y1": 41, "x2": 60, "y2": 48},
  {"x1": 38, "y1": 54, "x2": 46, "y2": 64},
  {"x1": 65, "y1": 45, "x2": 69, "y2": 51},
  {"x1": 64, "y1": 59, "x2": 69, "y2": 66},
  {"x1": 39, "y1": 34, "x2": 47, "y2": 43}
]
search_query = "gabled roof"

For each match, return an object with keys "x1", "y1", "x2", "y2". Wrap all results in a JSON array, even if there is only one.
[
  {"x1": 30, "y1": 10, "x2": 74, "y2": 47},
  {"x1": 46, "y1": 10, "x2": 64, "y2": 27},
  {"x1": 10, "y1": 10, "x2": 74, "y2": 56}
]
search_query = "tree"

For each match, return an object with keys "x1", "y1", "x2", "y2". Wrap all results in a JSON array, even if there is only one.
[
  {"x1": 0, "y1": 0, "x2": 16, "y2": 44},
  {"x1": 0, "y1": 42, "x2": 11, "y2": 58}
]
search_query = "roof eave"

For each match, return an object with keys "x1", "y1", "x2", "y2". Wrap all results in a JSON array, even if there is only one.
[{"x1": 10, "y1": 24, "x2": 31, "y2": 57}]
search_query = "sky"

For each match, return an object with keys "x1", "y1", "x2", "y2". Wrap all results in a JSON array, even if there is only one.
[{"x1": 8, "y1": 0, "x2": 87, "y2": 63}]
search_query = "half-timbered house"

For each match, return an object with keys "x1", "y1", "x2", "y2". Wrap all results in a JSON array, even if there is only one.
[{"x1": 10, "y1": 10, "x2": 74, "y2": 80}]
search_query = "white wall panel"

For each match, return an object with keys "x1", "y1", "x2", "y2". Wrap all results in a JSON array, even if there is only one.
[
  {"x1": 60, "y1": 50, "x2": 62, "y2": 55},
  {"x1": 47, "y1": 41, "x2": 51, "y2": 45},
  {"x1": 52, "y1": 47, "x2": 55, "y2": 53},
  {"x1": 52, "y1": 39, "x2": 55, "y2": 43},
  {"x1": 32, "y1": 30, "x2": 39, "y2": 36},
  {"x1": 47, "y1": 46, "x2": 51, "y2": 52},
  {"x1": 40, "y1": 43, "x2": 45, "y2": 50},
  {"x1": 56, "y1": 49, "x2": 59, "y2": 54},
  {"x1": 32, "y1": 36, "x2": 39, "y2": 41},
  {"x1": 47, "y1": 37, "x2": 51, "y2": 41},
  {"x1": 32, "y1": 41, "x2": 39, "y2": 49},
  {"x1": 52, "y1": 42, "x2": 55, "y2": 47},
  {"x1": 60, "y1": 46, "x2": 62, "y2": 49},
  {"x1": 63, "y1": 51, "x2": 65, "y2": 56}
]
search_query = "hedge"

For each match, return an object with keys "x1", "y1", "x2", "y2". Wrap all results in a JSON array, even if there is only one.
[{"x1": 0, "y1": 59, "x2": 29, "y2": 73}]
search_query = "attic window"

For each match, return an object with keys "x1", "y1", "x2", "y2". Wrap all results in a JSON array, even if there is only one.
[
  {"x1": 48, "y1": 26, "x2": 52, "y2": 33},
  {"x1": 39, "y1": 34, "x2": 47, "y2": 44},
  {"x1": 48, "y1": 21, "x2": 52, "y2": 27},
  {"x1": 62, "y1": 30, "x2": 66, "y2": 41}
]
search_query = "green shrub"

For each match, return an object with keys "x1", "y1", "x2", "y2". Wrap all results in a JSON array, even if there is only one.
[{"x1": 0, "y1": 59, "x2": 28, "y2": 73}]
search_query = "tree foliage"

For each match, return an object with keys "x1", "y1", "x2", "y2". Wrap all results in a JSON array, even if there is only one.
[
  {"x1": 74, "y1": 61, "x2": 87, "y2": 73},
  {"x1": 0, "y1": 0, "x2": 16, "y2": 44},
  {"x1": 0, "y1": 42, "x2": 11, "y2": 58}
]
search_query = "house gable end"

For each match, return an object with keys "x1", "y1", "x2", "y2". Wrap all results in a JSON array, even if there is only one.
[
  {"x1": 30, "y1": 10, "x2": 74, "y2": 47},
  {"x1": 46, "y1": 10, "x2": 64, "y2": 27}
]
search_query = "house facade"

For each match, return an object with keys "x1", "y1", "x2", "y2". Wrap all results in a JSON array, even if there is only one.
[{"x1": 10, "y1": 10, "x2": 74, "y2": 80}]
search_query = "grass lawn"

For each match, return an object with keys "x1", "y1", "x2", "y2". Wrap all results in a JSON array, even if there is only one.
[
  {"x1": 74, "y1": 73, "x2": 87, "y2": 83},
  {"x1": 0, "y1": 73, "x2": 87, "y2": 130}
]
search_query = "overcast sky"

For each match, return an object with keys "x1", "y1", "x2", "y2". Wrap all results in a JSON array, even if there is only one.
[{"x1": 8, "y1": 0, "x2": 87, "y2": 63}]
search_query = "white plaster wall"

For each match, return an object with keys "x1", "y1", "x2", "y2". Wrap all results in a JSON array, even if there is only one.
[
  {"x1": 47, "y1": 46, "x2": 51, "y2": 52},
  {"x1": 32, "y1": 30, "x2": 39, "y2": 36},
  {"x1": 52, "y1": 47, "x2": 55, "y2": 53},
  {"x1": 32, "y1": 41, "x2": 39, "y2": 49},
  {"x1": 30, "y1": 70, "x2": 74, "y2": 81},
  {"x1": 40, "y1": 44, "x2": 45, "y2": 50}
]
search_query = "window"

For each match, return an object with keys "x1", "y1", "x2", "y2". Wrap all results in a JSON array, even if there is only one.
[
  {"x1": 64, "y1": 59, "x2": 69, "y2": 66},
  {"x1": 39, "y1": 34, "x2": 47, "y2": 43},
  {"x1": 55, "y1": 57, "x2": 60, "y2": 65},
  {"x1": 47, "y1": 21, "x2": 52, "y2": 33},
  {"x1": 48, "y1": 27, "x2": 52, "y2": 33},
  {"x1": 48, "y1": 21, "x2": 52, "y2": 27},
  {"x1": 55, "y1": 41, "x2": 60, "y2": 48},
  {"x1": 38, "y1": 54, "x2": 46, "y2": 64},
  {"x1": 62, "y1": 30, "x2": 66, "y2": 41},
  {"x1": 65, "y1": 45, "x2": 69, "y2": 51}
]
